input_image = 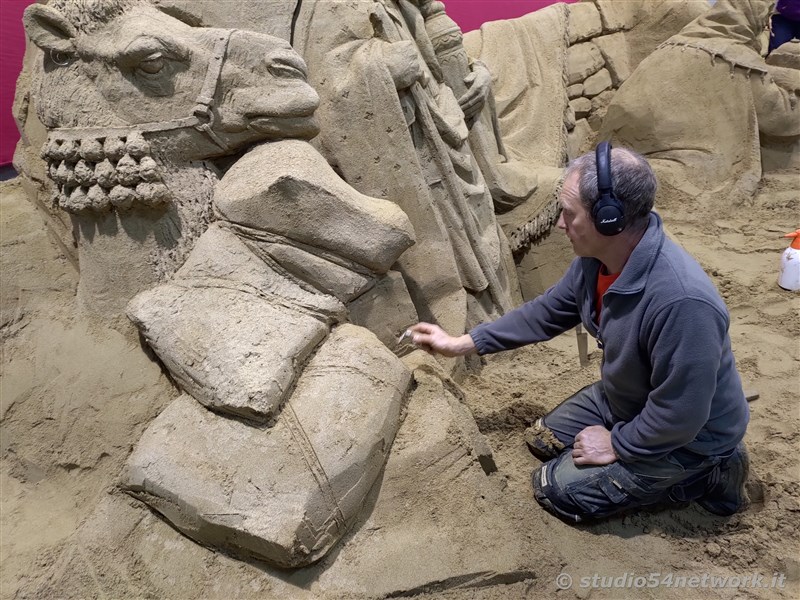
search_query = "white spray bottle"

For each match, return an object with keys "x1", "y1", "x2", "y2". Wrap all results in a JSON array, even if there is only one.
[{"x1": 778, "y1": 229, "x2": 800, "y2": 292}]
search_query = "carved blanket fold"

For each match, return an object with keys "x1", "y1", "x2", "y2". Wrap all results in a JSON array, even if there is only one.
[
  {"x1": 463, "y1": 4, "x2": 569, "y2": 252},
  {"x1": 600, "y1": 0, "x2": 800, "y2": 206},
  {"x1": 293, "y1": 0, "x2": 521, "y2": 330}
]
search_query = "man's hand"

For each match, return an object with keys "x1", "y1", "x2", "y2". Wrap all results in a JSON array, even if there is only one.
[
  {"x1": 458, "y1": 61, "x2": 491, "y2": 120},
  {"x1": 382, "y1": 40, "x2": 424, "y2": 90},
  {"x1": 572, "y1": 425, "x2": 618, "y2": 466},
  {"x1": 408, "y1": 322, "x2": 477, "y2": 357}
]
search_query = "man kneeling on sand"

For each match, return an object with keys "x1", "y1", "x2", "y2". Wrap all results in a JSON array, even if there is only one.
[{"x1": 409, "y1": 143, "x2": 750, "y2": 523}]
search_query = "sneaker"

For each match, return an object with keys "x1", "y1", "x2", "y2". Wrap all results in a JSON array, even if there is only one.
[
  {"x1": 697, "y1": 442, "x2": 750, "y2": 516},
  {"x1": 524, "y1": 419, "x2": 565, "y2": 462}
]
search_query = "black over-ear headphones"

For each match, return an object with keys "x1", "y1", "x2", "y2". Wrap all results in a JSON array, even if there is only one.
[{"x1": 593, "y1": 141, "x2": 626, "y2": 236}]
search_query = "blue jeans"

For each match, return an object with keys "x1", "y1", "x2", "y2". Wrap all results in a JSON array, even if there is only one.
[
  {"x1": 532, "y1": 382, "x2": 722, "y2": 523},
  {"x1": 769, "y1": 14, "x2": 800, "y2": 54}
]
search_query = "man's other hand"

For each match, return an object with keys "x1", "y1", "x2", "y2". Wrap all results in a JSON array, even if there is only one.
[
  {"x1": 572, "y1": 425, "x2": 618, "y2": 466},
  {"x1": 408, "y1": 323, "x2": 477, "y2": 357}
]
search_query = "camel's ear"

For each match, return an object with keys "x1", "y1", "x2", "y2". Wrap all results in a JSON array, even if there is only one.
[{"x1": 23, "y1": 4, "x2": 77, "y2": 55}]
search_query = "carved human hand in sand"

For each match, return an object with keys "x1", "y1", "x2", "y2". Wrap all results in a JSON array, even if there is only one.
[
  {"x1": 383, "y1": 40, "x2": 424, "y2": 89},
  {"x1": 572, "y1": 425, "x2": 618, "y2": 466},
  {"x1": 459, "y1": 60, "x2": 491, "y2": 120},
  {"x1": 408, "y1": 322, "x2": 476, "y2": 357}
]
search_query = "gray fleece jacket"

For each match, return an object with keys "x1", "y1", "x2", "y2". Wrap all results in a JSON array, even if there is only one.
[{"x1": 470, "y1": 212, "x2": 749, "y2": 462}]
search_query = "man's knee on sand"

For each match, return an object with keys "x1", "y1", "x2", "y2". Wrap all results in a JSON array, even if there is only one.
[
  {"x1": 529, "y1": 427, "x2": 747, "y2": 523},
  {"x1": 531, "y1": 452, "x2": 650, "y2": 523},
  {"x1": 526, "y1": 417, "x2": 612, "y2": 522},
  {"x1": 526, "y1": 399, "x2": 649, "y2": 522},
  {"x1": 527, "y1": 418, "x2": 706, "y2": 522}
]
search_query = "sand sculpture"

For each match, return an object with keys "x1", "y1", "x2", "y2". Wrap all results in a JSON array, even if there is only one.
[
  {"x1": 601, "y1": 0, "x2": 800, "y2": 206},
  {"x1": 21, "y1": 0, "x2": 429, "y2": 567},
  {"x1": 763, "y1": 39, "x2": 800, "y2": 172},
  {"x1": 13, "y1": 0, "x2": 724, "y2": 572},
  {"x1": 293, "y1": 0, "x2": 522, "y2": 335},
  {"x1": 140, "y1": 0, "x2": 705, "y2": 308},
  {"x1": 12, "y1": 0, "x2": 710, "y2": 302},
  {"x1": 7, "y1": 0, "x2": 800, "y2": 596},
  {"x1": 154, "y1": 0, "x2": 556, "y2": 316},
  {"x1": 23, "y1": 0, "x2": 328, "y2": 325}
]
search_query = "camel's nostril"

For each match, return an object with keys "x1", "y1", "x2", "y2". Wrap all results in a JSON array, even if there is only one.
[{"x1": 267, "y1": 63, "x2": 306, "y2": 80}]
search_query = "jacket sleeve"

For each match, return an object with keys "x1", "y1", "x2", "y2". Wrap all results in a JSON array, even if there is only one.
[
  {"x1": 469, "y1": 258, "x2": 583, "y2": 354},
  {"x1": 610, "y1": 297, "x2": 728, "y2": 462}
]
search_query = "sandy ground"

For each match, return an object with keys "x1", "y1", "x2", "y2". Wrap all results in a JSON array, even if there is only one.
[{"x1": 1, "y1": 174, "x2": 798, "y2": 599}]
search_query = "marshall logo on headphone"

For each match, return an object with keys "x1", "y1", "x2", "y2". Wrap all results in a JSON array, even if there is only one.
[{"x1": 593, "y1": 142, "x2": 626, "y2": 236}]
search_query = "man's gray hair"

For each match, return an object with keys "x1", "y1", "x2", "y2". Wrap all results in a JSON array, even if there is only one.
[{"x1": 565, "y1": 146, "x2": 657, "y2": 231}]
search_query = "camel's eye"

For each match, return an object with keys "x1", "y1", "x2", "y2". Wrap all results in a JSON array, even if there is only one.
[
  {"x1": 138, "y1": 53, "x2": 165, "y2": 75},
  {"x1": 117, "y1": 36, "x2": 189, "y2": 96}
]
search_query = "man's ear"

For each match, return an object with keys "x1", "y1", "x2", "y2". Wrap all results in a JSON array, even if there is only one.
[{"x1": 23, "y1": 4, "x2": 77, "y2": 55}]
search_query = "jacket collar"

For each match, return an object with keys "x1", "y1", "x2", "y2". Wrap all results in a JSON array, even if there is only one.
[{"x1": 581, "y1": 212, "x2": 665, "y2": 295}]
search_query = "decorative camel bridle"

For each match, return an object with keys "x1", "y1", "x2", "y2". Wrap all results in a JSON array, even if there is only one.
[
  {"x1": 45, "y1": 29, "x2": 237, "y2": 151},
  {"x1": 41, "y1": 30, "x2": 238, "y2": 214}
]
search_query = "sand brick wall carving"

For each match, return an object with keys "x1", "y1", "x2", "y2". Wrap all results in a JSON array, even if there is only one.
[
  {"x1": 565, "y1": 2, "x2": 635, "y2": 158},
  {"x1": 564, "y1": 0, "x2": 707, "y2": 159}
]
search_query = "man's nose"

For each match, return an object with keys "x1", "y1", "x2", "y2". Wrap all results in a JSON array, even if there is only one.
[{"x1": 557, "y1": 213, "x2": 566, "y2": 230}]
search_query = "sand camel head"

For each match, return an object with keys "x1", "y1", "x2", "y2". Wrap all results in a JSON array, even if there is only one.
[
  {"x1": 24, "y1": 0, "x2": 319, "y2": 143},
  {"x1": 24, "y1": 0, "x2": 321, "y2": 215}
]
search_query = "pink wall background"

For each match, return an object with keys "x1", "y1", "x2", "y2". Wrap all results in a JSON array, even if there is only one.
[
  {"x1": 444, "y1": 0, "x2": 574, "y2": 34},
  {"x1": 0, "y1": 0, "x2": 573, "y2": 167},
  {"x1": 1, "y1": 0, "x2": 30, "y2": 167}
]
